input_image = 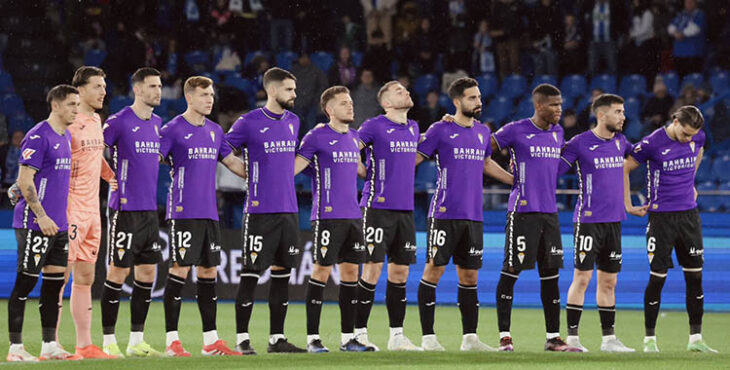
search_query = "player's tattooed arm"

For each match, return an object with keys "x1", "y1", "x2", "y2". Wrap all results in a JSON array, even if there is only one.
[
  {"x1": 221, "y1": 153, "x2": 248, "y2": 179},
  {"x1": 484, "y1": 158, "x2": 514, "y2": 185},
  {"x1": 17, "y1": 165, "x2": 59, "y2": 235}
]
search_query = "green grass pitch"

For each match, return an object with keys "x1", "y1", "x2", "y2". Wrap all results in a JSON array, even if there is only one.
[{"x1": 1, "y1": 300, "x2": 728, "y2": 369}]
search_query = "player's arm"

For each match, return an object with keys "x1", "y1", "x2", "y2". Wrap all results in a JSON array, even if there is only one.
[
  {"x1": 483, "y1": 158, "x2": 513, "y2": 185},
  {"x1": 221, "y1": 153, "x2": 248, "y2": 179},
  {"x1": 415, "y1": 153, "x2": 427, "y2": 166},
  {"x1": 490, "y1": 136, "x2": 500, "y2": 154},
  {"x1": 357, "y1": 154, "x2": 367, "y2": 178},
  {"x1": 623, "y1": 155, "x2": 648, "y2": 217},
  {"x1": 294, "y1": 155, "x2": 310, "y2": 175},
  {"x1": 694, "y1": 147, "x2": 704, "y2": 200},
  {"x1": 17, "y1": 165, "x2": 58, "y2": 236},
  {"x1": 100, "y1": 157, "x2": 118, "y2": 191}
]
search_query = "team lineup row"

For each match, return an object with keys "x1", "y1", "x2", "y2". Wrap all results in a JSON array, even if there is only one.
[{"x1": 4, "y1": 64, "x2": 717, "y2": 362}]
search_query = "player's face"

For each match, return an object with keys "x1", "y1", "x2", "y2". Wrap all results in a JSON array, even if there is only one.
[
  {"x1": 187, "y1": 85, "x2": 215, "y2": 116},
  {"x1": 603, "y1": 103, "x2": 625, "y2": 133},
  {"x1": 327, "y1": 92, "x2": 354, "y2": 124},
  {"x1": 55, "y1": 93, "x2": 81, "y2": 125},
  {"x1": 537, "y1": 95, "x2": 563, "y2": 125},
  {"x1": 456, "y1": 86, "x2": 482, "y2": 119},
  {"x1": 274, "y1": 78, "x2": 297, "y2": 110},
  {"x1": 79, "y1": 75, "x2": 107, "y2": 111},
  {"x1": 135, "y1": 76, "x2": 162, "y2": 108},
  {"x1": 384, "y1": 83, "x2": 414, "y2": 110},
  {"x1": 672, "y1": 119, "x2": 700, "y2": 143}
]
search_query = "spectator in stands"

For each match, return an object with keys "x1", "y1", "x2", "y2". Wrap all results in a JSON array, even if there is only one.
[
  {"x1": 562, "y1": 109, "x2": 580, "y2": 141},
  {"x1": 415, "y1": 90, "x2": 446, "y2": 133},
  {"x1": 446, "y1": 0, "x2": 470, "y2": 67},
  {"x1": 361, "y1": 0, "x2": 398, "y2": 50},
  {"x1": 624, "y1": 0, "x2": 659, "y2": 82},
  {"x1": 441, "y1": 57, "x2": 468, "y2": 94},
  {"x1": 559, "y1": 13, "x2": 585, "y2": 75},
  {"x1": 670, "y1": 84, "x2": 698, "y2": 115},
  {"x1": 245, "y1": 55, "x2": 270, "y2": 105},
  {"x1": 336, "y1": 15, "x2": 366, "y2": 52},
  {"x1": 291, "y1": 53, "x2": 328, "y2": 136},
  {"x1": 210, "y1": 0, "x2": 233, "y2": 32},
  {"x1": 642, "y1": 80, "x2": 674, "y2": 131},
  {"x1": 668, "y1": 0, "x2": 707, "y2": 76},
  {"x1": 582, "y1": 0, "x2": 628, "y2": 76},
  {"x1": 362, "y1": 28, "x2": 392, "y2": 83},
  {"x1": 352, "y1": 69, "x2": 381, "y2": 127},
  {"x1": 267, "y1": 1, "x2": 295, "y2": 52},
  {"x1": 577, "y1": 88, "x2": 604, "y2": 131},
  {"x1": 529, "y1": 0, "x2": 561, "y2": 76},
  {"x1": 490, "y1": 0, "x2": 525, "y2": 78},
  {"x1": 3, "y1": 130, "x2": 22, "y2": 187},
  {"x1": 472, "y1": 19, "x2": 496, "y2": 75},
  {"x1": 393, "y1": 1, "x2": 420, "y2": 54},
  {"x1": 409, "y1": 17, "x2": 438, "y2": 77},
  {"x1": 328, "y1": 46, "x2": 358, "y2": 89}
]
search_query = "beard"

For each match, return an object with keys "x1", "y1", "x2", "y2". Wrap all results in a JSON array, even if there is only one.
[
  {"x1": 607, "y1": 123, "x2": 623, "y2": 133},
  {"x1": 463, "y1": 107, "x2": 482, "y2": 119},
  {"x1": 277, "y1": 97, "x2": 295, "y2": 110}
]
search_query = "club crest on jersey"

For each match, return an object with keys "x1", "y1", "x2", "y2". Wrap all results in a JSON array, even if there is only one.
[
  {"x1": 21, "y1": 149, "x2": 36, "y2": 160},
  {"x1": 552, "y1": 132, "x2": 558, "y2": 142},
  {"x1": 690, "y1": 141, "x2": 696, "y2": 153},
  {"x1": 210, "y1": 131, "x2": 216, "y2": 142},
  {"x1": 289, "y1": 124, "x2": 294, "y2": 136},
  {"x1": 615, "y1": 140, "x2": 621, "y2": 152},
  {"x1": 478, "y1": 133, "x2": 484, "y2": 144}
]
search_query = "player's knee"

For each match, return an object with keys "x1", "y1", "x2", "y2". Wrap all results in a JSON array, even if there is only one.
[
  {"x1": 361, "y1": 262, "x2": 383, "y2": 284},
  {"x1": 422, "y1": 263, "x2": 445, "y2": 283},
  {"x1": 169, "y1": 264, "x2": 191, "y2": 279},
  {"x1": 538, "y1": 268, "x2": 559, "y2": 279},
  {"x1": 338, "y1": 263, "x2": 359, "y2": 282},
  {"x1": 387, "y1": 263, "x2": 409, "y2": 284},
  {"x1": 571, "y1": 273, "x2": 591, "y2": 290},
  {"x1": 107, "y1": 265, "x2": 130, "y2": 283},
  {"x1": 311, "y1": 264, "x2": 332, "y2": 281},
  {"x1": 196, "y1": 266, "x2": 217, "y2": 279},
  {"x1": 74, "y1": 270, "x2": 95, "y2": 286},
  {"x1": 457, "y1": 270, "x2": 478, "y2": 286},
  {"x1": 133, "y1": 264, "x2": 156, "y2": 282}
]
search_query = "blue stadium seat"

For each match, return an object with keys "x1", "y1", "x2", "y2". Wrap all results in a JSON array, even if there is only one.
[
  {"x1": 83, "y1": 49, "x2": 107, "y2": 67},
  {"x1": 225, "y1": 76, "x2": 257, "y2": 97},
  {"x1": 438, "y1": 93, "x2": 455, "y2": 114},
  {"x1": 623, "y1": 120, "x2": 642, "y2": 141},
  {"x1": 199, "y1": 71, "x2": 220, "y2": 85},
  {"x1": 351, "y1": 51, "x2": 363, "y2": 67},
  {"x1": 415, "y1": 161, "x2": 438, "y2": 191},
  {"x1": 561, "y1": 97, "x2": 575, "y2": 111},
  {"x1": 681, "y1": 73, "x2": 704, "y2": 90},
  {"x1": 624, "y1": 97, "x2": 641, "y2": 121},
  {"x1": 157, "y1": 164, "x2": 172, "y2": 206},
  {"x1": 154, "y1": 99, "x2": 171, "y2": 120},
  {"x1": 0, "y1": 72, "x2": 14, "y2": 94},
  {"x1": 500, "y1": 74, "x2": 527, "y2": 99},
  {"x1": 530, "y1": 75, "x2": 557, "y2": 90},
  {"x1": 560, "y1": 75, "x2": 587, "y2": 99},
  {"x1": 709, "y1": 70, "x2": 729, "y2": 94},
  {"x1": 711, "y1": 155, "x2": 730, "y2": 182},
  {"x1": 310, "y1": 51, "x2": 334, "y2": 72},
  {"x1": 516, "y1": 97, "x2": 533, "y2": 119},
  {"x1": 1, "y1": 94, "x2": 24, "y2": 116},
  {"x1": 476, "y1": 74, "x2": 499, "y2": 98},
  {"x1": 619, "y1": 74, "x2": 647, "y2": 98},
  {"x1": 695, "y1": 158, "x2": 713, "y2": 183},
  {"x1": 109, "y1": 95, "x2": 133, "y2": 113},
  {"x1": 590, "y1": 74, "x2": 617, "y2": 93},
  {"x1": 275, "y1": 51, "x2": 298, "y2": 70},
  {"x1": 8, "y1": 113, "x2": 33, "y2": 134},
  {"x1": 244, "y1": 51, "x2": 267, "y2": 66},
  {"x1": 485, "y1": 95, "x2": 514, "y2": 125},
  {"x1": 184, "y1": 50, "x2": 210, "y2": 71},
  {"x1": 659, "y1": 72, "x2": 679, "y2": 96},
  {"x1": 696, "y1": 181, "x2": 717, "y2": 212},
  {"x1": 413, "y1": 74, "x2": 439, "y2": 98}
]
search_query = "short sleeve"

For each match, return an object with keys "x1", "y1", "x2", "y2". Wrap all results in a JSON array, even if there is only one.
[
  {"x1": 622, "y1": 135, "x2": 633, "y2": 158},
  {"x1": 417, "y1": 122, "x2": 441, "y2": 158},
  {"x1": 158, "y1": 123, "x2": 174, "y2": 159},
  {"x1": 358, "y1": 119, "x2": 375, "y2": 146},
  {"x1": 630, "y1": 138, "x2": 652, "y2": 164},
  {"x1": 559, "y1": 135, "x2": 579, "y2": 175},
  {"x1": 103, "y1": 114, "x2": 121, "y2": 147},
  {"x1": 492, "y1": 121, "x2": 515, "y2": 150},
  {"x1": 693, "y1": 129, "x2": 706, "y2": 149},
  {"x1": 19, "y1": 132, "x2": 47, "y2": 171},
  {"x1": 296, "y1": 129, "x2": 318, "y2": 162},
  {"x1": 481, "y1": 125, "x2": 493, "y2": 158},
  {"x1": 224, "y1": 116, "x2": 248, "y2": 150},
  {"x1": 217, "y1": 125, "x2": 233, "y2": 160}
]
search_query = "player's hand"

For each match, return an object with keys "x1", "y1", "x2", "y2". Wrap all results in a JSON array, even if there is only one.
[
  {"x1": 694, "y1": 187, "x2": 698, "y2": 201},
  {"x1": 37, "y1": 215, "x2": 59, "y2": 236},
  {"x1": 441, "y1": 114, "x2": 455, "y2": 122},
  {"x1": 7, "y1": 182, "x2": 21, "y2": 206},
  {"x1": 108, "y1": 177, "x2": 118, "y2": 192},
  {"x1": 626, "y1": 205, "x2": 649, "y2": 217}
]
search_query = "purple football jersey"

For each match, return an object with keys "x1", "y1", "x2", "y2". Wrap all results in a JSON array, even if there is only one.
[
  {"x1": 159, "y1": 115, "x2": 232, "y2": 220},
  {"x1": 103, "y1": 106, "x2": 161, "y2": 211},
  {"x1": 417, "y1": 121, "x2": 492, "y2": 221},
  {"x1": 297, "y1": 125, "x2": 361, "y2": 220},
  {"x1": 560, "y1": 130, "x2": 632, "y2": 223},
  {"x1": 13, "y1": 121, "x2": 72, "y2": 231},
  {"x1": 630, "y1": 127, "x2": 705, "y2": 212},
  {"x1": 359, "y1": 115, "x2": 420, "y2": 211},
  {"x1": 493, "y1": 118, "x2": 564, "y2": 213},
  {"x1": 224, "y1": 107, "x2": 299, "y2": 214}
]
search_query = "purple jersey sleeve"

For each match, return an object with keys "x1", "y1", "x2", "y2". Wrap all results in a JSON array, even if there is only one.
[
  {"x1": 630, "y1": 137, "x2": 653, "y2": 163},
  {"x1": 559, "y1": 135, "x2": 580, "y2": 175},
  {"x1": 159, "y1": 123, "x2": 175, "y2": 159},
  {"x1": 102, "y1": 114, "x2": 122, "y2": 147},
  {"x1": 622, "y1": 135, "x2": 633, "y2": 157},
  {"x1": 224, "y1": 116, "x2": 248, "y2": 150},
  {"x1": 297, "y1": 129, "x2": 319, "y2": 162},
  {"x1": 492, "y1": 121, "x2": 515, "y2": 150},
  {"x1": 18, "y1": 133, "x2": 47, "y2": 170},
  {"x1": 215, "y1": 125, "x2": 232, "y2": 160},
  {"x1": 417, "y1": 122, "x2": 442, "y2": 158},
  {"x1": 358, "y1": 119, "x2": 375, "y2": 146}
]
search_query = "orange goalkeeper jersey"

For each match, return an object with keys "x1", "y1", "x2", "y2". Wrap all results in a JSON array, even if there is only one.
[{"x1": 68, "y1": 112, "x2": 114, "y2": 214}]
